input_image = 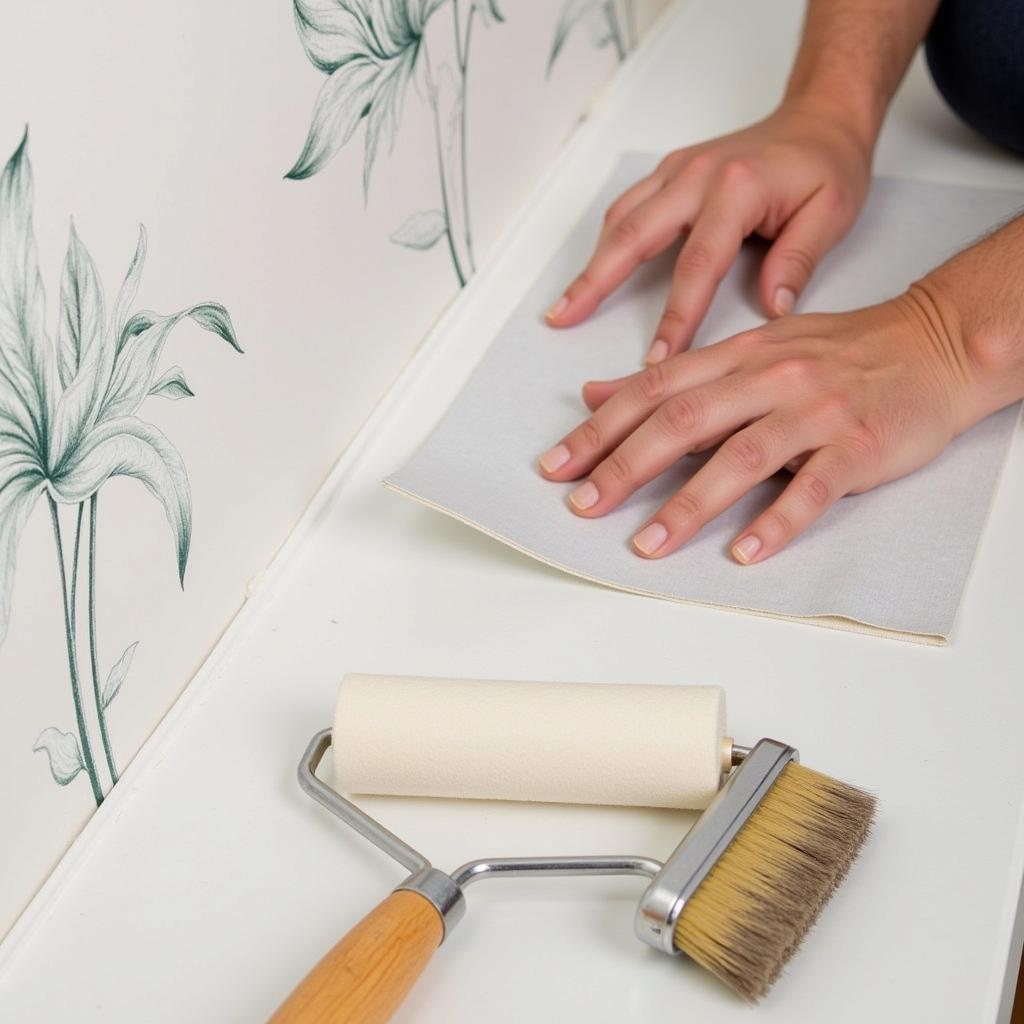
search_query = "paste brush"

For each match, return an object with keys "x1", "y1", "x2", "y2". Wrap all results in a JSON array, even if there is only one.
[
  {"x1": 661, "y1": 753, "x2": 876, "y2": 1000},
  {"x1": 271, "y1": 732, "x2": 876, "y2": 1021}
]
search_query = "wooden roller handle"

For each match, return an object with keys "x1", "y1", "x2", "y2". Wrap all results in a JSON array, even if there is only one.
[{"x1": 269, "y1": 890, "x2": 444, "y2": 1024}]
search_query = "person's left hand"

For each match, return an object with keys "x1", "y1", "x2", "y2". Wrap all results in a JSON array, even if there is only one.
[{"x1": 537, "y1": 286, "x2": 979, "y2": 563}]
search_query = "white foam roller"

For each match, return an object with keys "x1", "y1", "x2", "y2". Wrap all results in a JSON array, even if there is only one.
[{"x1": 332, "y1": 674, "x2": 728, "y2": 810}]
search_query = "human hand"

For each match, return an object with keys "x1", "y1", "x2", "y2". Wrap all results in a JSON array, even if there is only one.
[
  {"x1": 544, "y1": 100, "x2": 873, "y2": 364},
  {"x1": 538, "y1": 285, "x2": 983, "y2": 564}
]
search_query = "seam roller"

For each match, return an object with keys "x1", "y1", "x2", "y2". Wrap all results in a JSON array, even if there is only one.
[{"x1": 268, "y1": 675, "x2": 876, "y2": 1021}]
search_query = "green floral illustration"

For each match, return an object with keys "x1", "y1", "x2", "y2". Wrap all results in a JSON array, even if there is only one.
[
  {"x1": 0, "y1": 130, "x2": 242, "y2": 805},
  {"x1": 286, "y1": 0, "x2": 503, "y2": 286},
  {"x1": 548, "y1": 0, "x2": 638, "y2": 71}
]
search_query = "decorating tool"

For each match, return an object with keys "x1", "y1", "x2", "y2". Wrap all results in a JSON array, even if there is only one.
[{"x1": 269, "y1": 675, "x2": 875, "y2": 1022}]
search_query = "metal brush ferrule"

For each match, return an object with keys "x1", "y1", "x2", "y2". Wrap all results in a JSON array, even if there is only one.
[{"x1": 634, "y1": 737, "x2": 798, "y2": 955}]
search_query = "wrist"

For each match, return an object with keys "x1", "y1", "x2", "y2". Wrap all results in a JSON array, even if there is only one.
[
  {"x1": 781, "y1": 81, "x2": 883, "y2": 160},
  {"x1": 896, "y1": 271, "x2": 1023, "y2": 436}
]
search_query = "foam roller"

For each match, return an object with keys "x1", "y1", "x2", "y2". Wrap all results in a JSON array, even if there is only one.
[{"x1": 332, "y1": 674, "x2": 729, "y2": 810}]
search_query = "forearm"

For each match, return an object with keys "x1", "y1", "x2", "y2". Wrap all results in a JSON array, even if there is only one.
[
  {"x1": 783, "y1": 0, "x2": 941, "y2": 152},
  {"x1": 908, "y1": 214, "x2": 1024, "y2": 431}
]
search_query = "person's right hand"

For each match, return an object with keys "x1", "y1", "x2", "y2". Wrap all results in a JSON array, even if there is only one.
[{"x1": 544, "y1": 99, "x2": 874, "y2": 364}]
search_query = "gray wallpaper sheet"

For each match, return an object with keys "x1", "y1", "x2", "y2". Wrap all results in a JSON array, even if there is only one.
[{"x1": 388, "y1": 154, "x2": 1023, "y2": 643}]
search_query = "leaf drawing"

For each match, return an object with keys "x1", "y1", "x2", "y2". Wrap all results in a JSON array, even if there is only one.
[
  {"x1": 286, "y1": 0, "x2": 504, "y2": 285},
  {"x1": 101, "y1": 641, "x2": 138, "y2": 710},
  {"x1": 148, "y1": 366, "x2": 194, "y2": 400},
  {"x1": 548, "y1": 0, "x2": 637, "y2": 74},
  {"x1": 0, "y1": 129, "x2": 242, "y2": 804},
  {"x1": 57, "y1": 221, "x2": 105, "y2": 390},
  {"x1": 391, "y1": 209, "x2": 448, "y2": 250},
  {"x1": 33, "y1": 727, "x2": 85, "y2": 786}
]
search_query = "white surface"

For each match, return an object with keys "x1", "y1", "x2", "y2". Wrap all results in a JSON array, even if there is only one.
[
  {"x1": 2, "y1": 1, "x2": 1024, "y2": 1022},
  {"x1": 389, "y1": 164, "x2": 1023, "y2": 644},
  {"x1": 334, "y1": 675, "x2": 726, "y2": 808}
]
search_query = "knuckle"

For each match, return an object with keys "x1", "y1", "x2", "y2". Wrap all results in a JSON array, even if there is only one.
[
  {"x1": 609, "y1": 218, "x2": 641, "y2": 250},
  {"x1": 631, "y1": 363, "x2": 669, "y2": 404},
  {"x1": 809, "y1": 393, "x2": 856, "y2": 428},
  {"x1": 736, "y1": 327, "x2": 767, "y2": 347},
  {"x1": 798, "y1": 471, "x2": 832, "y2": 507},
  {"x1": 822, "y1": 184, "x2": 856, "y2": 220},
  {"x1": 760, "y1": 416, "x2": 792, "y2": 449},
  {"x1": 603, "y1": 451, "x2": 633, "y2": 484},
  {"x1": 570, "y1": 268, "x2": 597, "y2": 297},
  {"x1": 722, "y1": 433, "x2": 767, "y2": 473},
  {"x1": 762, "y1": 507, "x2": 794, "y2": 538},
  {"x1": 655, "y1": 154, "x2": 677, "y2": 176},
  {"x1": 729, "y1": 327, "x2": 769, "y2": 357},
  {"x1": 843, "y1": 423, "x2": 882, "y2": 462},
  {"x1": 683, "y1": 151, "x2": 715, "y2": 178},
  {"x1": 603, "y1": 198, "x2": 629, "y2": 226},
  {"x1": 658, "y1": 393, "x2": 703, "y2": 437},
  {"x1": 770, "y1": 356, "x2": 815, "y2": 386},
  {"x1": 579, "y1": 419, "x2": 603, "y2": 450},
  {"x1": 775, "y1": 243, "x2": 817, "y2": 281},
  {"x1": 664, "y1": 490, "x2": 703, "y2": 523},
  {"x1": 675, "y1": 238, "x2": 714, "y2": 277},
  {"x1": 720, "y1": 158, "x2": 754, "y2": 190},
  {"x1": 659, "y1": 307, "x2": 687, "y2": 332}
]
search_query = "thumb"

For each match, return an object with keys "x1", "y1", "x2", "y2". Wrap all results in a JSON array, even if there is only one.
[{"x1": 759, "y1": 190, "x2": 851, "y2": 317}]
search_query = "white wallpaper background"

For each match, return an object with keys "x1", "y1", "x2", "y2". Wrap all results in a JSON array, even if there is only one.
[{"x1": 0, "y1": 0, "x2": 667, "y2": 938}]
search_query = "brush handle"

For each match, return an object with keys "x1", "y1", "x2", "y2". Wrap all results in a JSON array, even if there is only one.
[{"x1": 268, "y1": 890, "x2": 444, "y2": 1024}]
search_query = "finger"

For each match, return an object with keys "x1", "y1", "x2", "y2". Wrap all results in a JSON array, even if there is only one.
[
  {"x1": 649, "y1": 167, "x2": 766, "y2": 362},
  {"x1": 570, "y1": 380, "x2": 783, "y2": 518},
  {"x1": 545, "y1": 177, "x2": 699, "y2": 328},
  {"x1": 730, "y1": 444, "x2": 859, "y2": 564},
  {"x1": 627, "y1": 414, "x2": 812, "y2": 555},
  {"x1": 538, "y1": 341, "x2": 745, "y2": 480},
  {"x1": 601, "y1": 173, "x2": 666, "y2": 231},
  {"x1": 759, "y1": 187, "x2": 854, "y2": 317},
  {"x1": 582, "y1": 375, "x2": 631, "y2": 411}
]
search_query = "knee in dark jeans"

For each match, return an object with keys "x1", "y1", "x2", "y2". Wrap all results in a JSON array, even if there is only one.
[{"x1": 925, "y1": 0, "x2": 1024, "y2": 156}]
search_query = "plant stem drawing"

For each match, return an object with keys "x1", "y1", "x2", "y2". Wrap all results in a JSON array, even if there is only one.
[
  {"x1": 0, "y1": 129, "x2": 242, "y2": 805},
  {"x1": 548, "y1": 0, "x2": 638, "y2": 74},
  {"x1": 285, "y1": 0, "x2": 504, "y2": 287}
]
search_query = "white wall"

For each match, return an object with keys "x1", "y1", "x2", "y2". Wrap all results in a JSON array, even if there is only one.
[{"x1": 0, "y1": 0, "x2": 667, "y2": 937}]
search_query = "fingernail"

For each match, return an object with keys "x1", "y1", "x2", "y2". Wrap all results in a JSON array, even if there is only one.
[
  {"x1": 645, "y1": 338, "x2": 669, "y2": 364},
  {"x1": 569, "y1": 480, "x2": 599, "y2": 511},
  {"x1": 732, "y1": 534, "x2": 762, "y2": 563},
  {"x1": 633, "y1": 522, "x2": 668, "y2": 556},
  {"x1": 545, "y1": 295, "x2": 569, "y2": 322},
  {"x1": 774, "y1": 287, "x2": 795, "y2": 316},
  {"x1": 539, "y1": 443, "x2": 570, "y2": 473}
]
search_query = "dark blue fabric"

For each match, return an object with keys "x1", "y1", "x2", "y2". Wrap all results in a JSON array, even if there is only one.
[{"x1": 925, "y1": 0, "x2": 1024, "y2": 155}]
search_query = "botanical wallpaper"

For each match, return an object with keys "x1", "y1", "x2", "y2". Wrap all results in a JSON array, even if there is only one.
[
  {"x1": 0, "y1": 132, "x2": 241, "y2": 804},
  {"x1": 287, "y1": 0, "x2": 506, "y2": 285},
  {"x1": 550, "y1": 1, "x2": 642, "y2": 68},
  {"x1": 0, "y1": 0, "x2": 665, "y2": 940},
  {"x1": 286, "y1": 0, "x2": 642, "y2": 286}
]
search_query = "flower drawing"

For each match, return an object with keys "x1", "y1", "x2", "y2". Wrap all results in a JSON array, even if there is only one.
[
  {"x1": 548, "y1": 0, "x2": 638, "y2": 72},
  {"x1": 0, "y1": 130, "x2": 242, "y2": 805},
  {"x1": 286, "y1": 0, "x2": 504, "y2": 286}
]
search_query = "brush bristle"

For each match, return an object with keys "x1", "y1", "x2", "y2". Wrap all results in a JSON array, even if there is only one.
[{"x1": 673, "y1": 761, "x2": 876, "y2": 1001}]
